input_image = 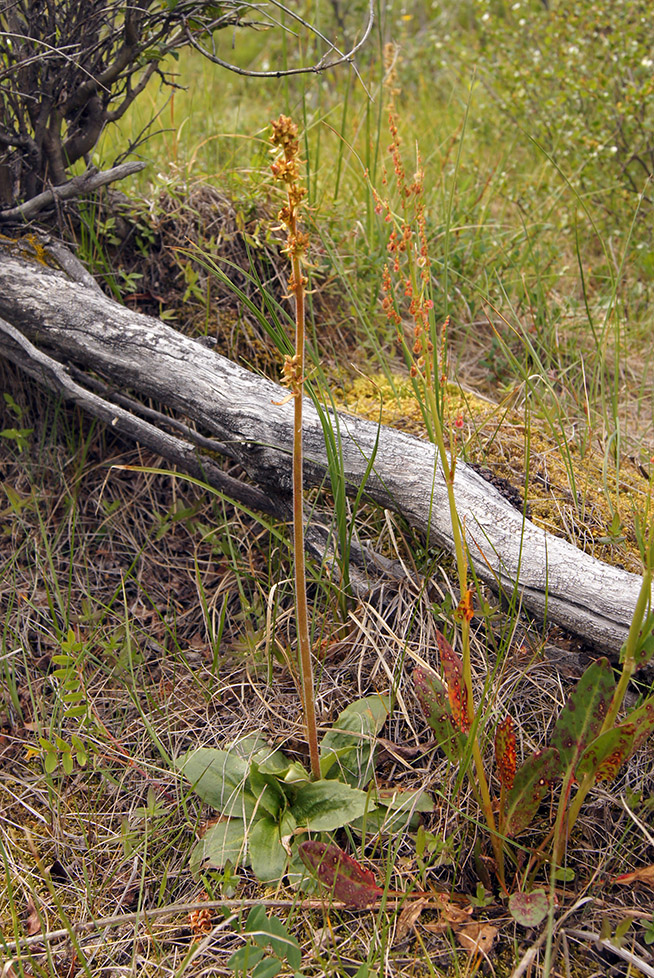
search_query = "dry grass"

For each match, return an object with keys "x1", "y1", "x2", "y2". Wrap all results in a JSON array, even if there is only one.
[{"x1": 2, "y1": 354, "x2": 654, "y2": 977}]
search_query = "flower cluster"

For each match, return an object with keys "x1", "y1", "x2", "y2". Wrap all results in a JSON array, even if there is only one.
[
  {"x1": 270, "y1": 115, "x2": 309, "y2": 263},
  {"x1": 374, "y1": 46, "x2": 441, "y2": 388},
  {"x1": 270, "y1": 114, "x2": 309, "y2": 395}
]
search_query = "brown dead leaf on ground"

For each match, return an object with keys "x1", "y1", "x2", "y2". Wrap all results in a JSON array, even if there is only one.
[
  {"x1": 420, "y1": 898, "x2": 497, "y2": 963},
  {"x1": 422, "y1": 897, "x2": 472, "y2": 936},
  {"x1": 613, "y1": 864, "x2": 654, "y2": 889},
  {"x1": 394, "y1": 896, "x2": 431, "y2": 943},
  {"x1": 456, "y1": 921, "x2": 498, "y2": 957},
  {"x1": 25, "y1": 895, "x2": 41, "y2": 935}
]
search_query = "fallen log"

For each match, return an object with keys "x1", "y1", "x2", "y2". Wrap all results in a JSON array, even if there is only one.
[{"x1": 0, "y1": 240, "x2": 650, "y2": 654}]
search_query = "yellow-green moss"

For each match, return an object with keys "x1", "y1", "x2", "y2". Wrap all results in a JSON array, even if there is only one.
[{"x1": 336, "y1": 372, "x2": 651, "y2": 574}]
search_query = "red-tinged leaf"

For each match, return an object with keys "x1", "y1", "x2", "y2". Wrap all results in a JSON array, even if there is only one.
[
  {"x1": 436, "y1": 630, "x2": 470, "y2": 733},
  {"x1": 503, "y1": 747, "x2": 561, "y2": 836},
  {"x1": 454, "y1": 590, "x2": 474, "y2": 625},
  {"x1": 298, "y1": 841, "x2": 382, "y2": 908},
  {"x1": 550, "y1": 657, "x2": 615, "y2": 778},
  {"x1": 624, "y1": 697, "x2": 654, "y2": 752},
  {"x1": 612, "y1": 864, "x2": 654, "y2": 889},
  {"x1": 575, "y1": 725, "x2": 636, "y2": 783},
  {"x1": 414, "y1": 666, "x2": 467, "y2": 763},
  {"x1": 495, "y1": 716, "x2": 517, "y2": 790},
  {"x1": 576, "y1": 696, "x2": 654, "y2": 783},
  {"x1": 508, "y1": 889, "x2": 550, "y2": 927}
]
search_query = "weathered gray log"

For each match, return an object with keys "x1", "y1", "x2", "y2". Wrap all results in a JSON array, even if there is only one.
[{"x1": 0, "y1": 245, "x2": 650, "y2": 653}]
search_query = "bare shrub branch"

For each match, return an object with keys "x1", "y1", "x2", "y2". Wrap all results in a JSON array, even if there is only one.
[{"x1": 0, "y1": 1, "x2": 372, "y2": 221}]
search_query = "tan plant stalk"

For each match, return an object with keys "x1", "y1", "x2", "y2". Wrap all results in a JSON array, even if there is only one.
[
  {"x1": 270, "y1": 114, "x2": 320, "y2": 781},
  {"x1": 375, "y1": 67, "x2": 504, "y2": 879}
]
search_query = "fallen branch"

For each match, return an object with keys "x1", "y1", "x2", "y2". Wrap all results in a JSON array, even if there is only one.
[
  {"x1": 0, "y1": 162, "x2": 147, "y2": 224},
  {"x1": 0, "y1": 242, "x2": 651, "y2": 653}
]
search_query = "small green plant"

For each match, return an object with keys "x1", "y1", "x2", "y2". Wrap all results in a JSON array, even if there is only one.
[
  {"x1": 39, "y1": 628, "x2": 91, "y2": 775},
  {"x1": 1, "y1": 392, "x2": 32, "y2": 453},
  {"x1": 469, "y1": 882, "x2": 494, "y2": 909},
  {"x1": 374, "y1": 64, "x2": 505, "y2": 881},
  {"x1": 415, "y1": 575, "x2": 654, "y2": 894},
  {"x1": 177, "y1": 696, "x2": 432, "y2": 885},
  {"x1": 176, "y1": 119, "x2": 434, "y2": 897},
  {"x1": 227, "y1": 905, "x2": 303, "y2": 978}
]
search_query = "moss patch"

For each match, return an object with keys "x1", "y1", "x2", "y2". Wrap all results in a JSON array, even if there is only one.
[{"x1": 336, "y1": 372, "x2": 651, "y2": 574}]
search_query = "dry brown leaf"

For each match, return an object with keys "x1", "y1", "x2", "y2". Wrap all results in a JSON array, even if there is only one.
[
  {"x1": 422, "y1": 898, "x2": 473, "y2": 935},
  {"x1": 456, "y1": 921, "x2": 498, "y2": 957},
  {"x1": 422, "y1": 920, "x2": 448, "y2": 936},
  {"x1": 613, "y1": 864, "x2": 654, "y2": 889},
  {"x1": 442, "y1": 901, "x2": 472, "y2": 927},
  {"x1": 394, "y1": 896, "x2": 431, "y2": 943},
  {"x1": 25, "y1": 895, "x2": 41, "y2": 936}
]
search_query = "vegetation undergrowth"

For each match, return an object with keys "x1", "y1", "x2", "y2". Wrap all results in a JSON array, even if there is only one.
[
  {"x1": 174, "y1": 108, "x2": 654, "y2": 973},
  {"x1": 3, "y1": 4, "x2": 654, "y2": 977},
  {"x1": 177, "y1": 114, "x2": 433, "y2": 900}
]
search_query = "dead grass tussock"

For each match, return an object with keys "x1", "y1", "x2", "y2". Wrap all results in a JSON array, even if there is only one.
[{"x1": 81, "y1": 177, "x2": 359, "y2": 384}]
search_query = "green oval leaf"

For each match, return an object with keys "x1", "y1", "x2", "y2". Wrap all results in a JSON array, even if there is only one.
[
  {"x1": 351, "y1": 787, "x2": 434, "y2": 837},
  {"x1": 320, "y1": 695, "x2": 389, "y2": 787},
  {"x1": 252, "y1": 959, "x2": 282, "y2": 978},
  {"x1": 230, "y1": 735, "x2": 293, "y2": 776},
  {"x1": 248, "y1": 762, "x2": 287, "y2": 818},
  {"x1": 227, "y1": 945, "x2": 265, "y2": 973},
  {"x1": 292, "y1": 780, "x2": 372, "y2": 831},
  {"x1": 246, "y1": 905, "x2": 301, "y2": 966},
  {"x1": 190, "y1": 818, "x2": 247, "y2": 874},
  {"x1": 176, "y1": 748, "x2": 257, "y2": 818},
  {"x1": 248, "y1": 815, "x2": 288, "y2": 883}
]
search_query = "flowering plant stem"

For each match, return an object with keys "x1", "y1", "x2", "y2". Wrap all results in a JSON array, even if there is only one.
[
  {"x1": 271, "y1": 115, "x2": 320, "y2": 781},
  {"x1": 425, "y1": 384, "x2": 505, "y2": 885},
  {"x1": 290, "y1": 252, "x2": 321, "y2": 783},
  {"x1": 375, "y1": 65, "x2": 505, "y2": 882}
]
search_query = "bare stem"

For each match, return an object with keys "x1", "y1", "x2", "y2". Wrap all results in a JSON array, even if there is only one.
[{"x1": 290, "y1": 243, "x2": 321, "y2": 781}]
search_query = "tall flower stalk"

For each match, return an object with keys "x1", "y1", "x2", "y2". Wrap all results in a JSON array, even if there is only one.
[
  {"x1": 270, "y1": 115, "x2": 320, "y2": 781},
  {"x1": 375, "y1": 46, "x2": 504, "y2": 881}
]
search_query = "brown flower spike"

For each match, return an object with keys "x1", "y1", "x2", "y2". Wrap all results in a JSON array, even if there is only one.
[{"x1": 270, "y1": 115, "x2": 320, "y2": 780}]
